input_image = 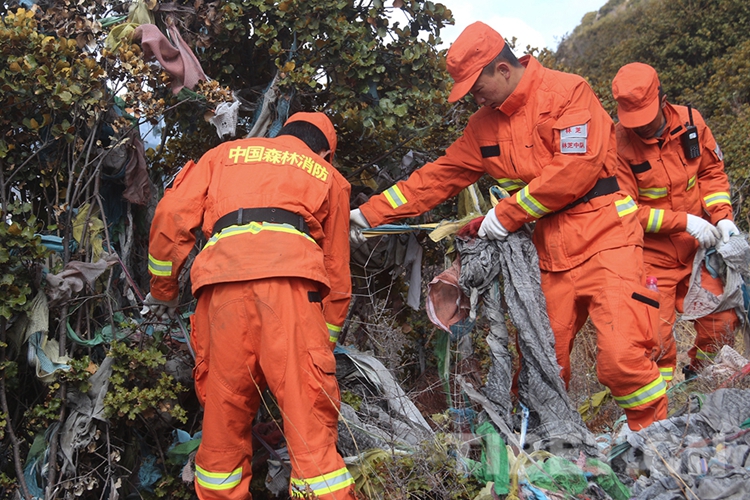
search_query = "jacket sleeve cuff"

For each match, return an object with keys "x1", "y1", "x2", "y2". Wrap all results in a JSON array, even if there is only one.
[
  {"x1": 358, "y1": 204, "x2": 381, "y2": 228},
  {"x1": 709, "y1": 209, "x2": 733, "y2": 225},
  {"x1": 678, "y1": 212, "x2": 688, "y2": 232},
  {"x1": 149, "y1": 278, "x2": 179, "y2": 303},
  {"x1": 495, "y1": 205, "x2": 526, "y2": 233}
]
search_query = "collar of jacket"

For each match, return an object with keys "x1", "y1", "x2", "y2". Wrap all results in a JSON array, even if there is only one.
[
  {"x1": 497, "y1": 55, "x2": 539, "y2": 117},
  {"x1": 630, "y1": 102, "x2": 681, "y2": 146}
]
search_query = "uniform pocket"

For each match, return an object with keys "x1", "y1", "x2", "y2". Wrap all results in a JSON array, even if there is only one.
[
  {"x1": 307, "y1": 347, "x2": 341, "y2": 429},
  {"x1": 189, "y1": 313, "x2": 209, "y2": 406},
  {"x1": 631, "y1": 286, "x2": 660, "y2": 352},
  {"x1": 193, "y1": 358, "x2": 208, "y2": 407}
]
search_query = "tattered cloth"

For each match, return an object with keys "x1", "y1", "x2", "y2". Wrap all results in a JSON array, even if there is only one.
[
  {"x1": 426, "y1": 257, "x2": 472, "y2": 335},
  {"x1": 616, "y1": 388, "x2": 750, "y2": 500},
  {"x1": 334, "y1": 346, "x2": 433, "y2": 458},
  {"x1": 133, "y1": 24, "x2": 208, "y2": 94},
  {"x1": 122, "y1": 128, "x2": 151, "y2": 205},
  {"x1": 59, "y1": 357, "x2": 115, "y2": 477},
  {"x1": 45, "y1": 253, "x2": 118, "y2": 307},
  {"x1": 682, "y1": 233, "x2": 750, "y2": 323},
  {"x1": 455, "y1": 227, "x2": 597, "y2": 455}
]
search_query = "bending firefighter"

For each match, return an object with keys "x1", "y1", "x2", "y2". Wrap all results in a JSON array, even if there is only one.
[
  {"x1": 143, "y1": 112, "x2": 355, "y2": 499},
  {"x1": 612, "y1": 62, "x2": 739, "y2": 381},
  {"x1": 350, "y1": 22, "x2": 667, "y2": 430}
]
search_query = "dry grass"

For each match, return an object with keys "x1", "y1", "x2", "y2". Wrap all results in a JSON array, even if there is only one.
[
  {"x1": 336, "y1": 299, "x2": 750, "y2": 498},
  {"x1": 567, "y1": 321, "x2": 620, "y2": 433},
  {"x1": 350, "y1": 295, "x2": 750, "y2": 438},
  {"x1": 568, "y1": 318, "x2": 750, "y2": 434}
]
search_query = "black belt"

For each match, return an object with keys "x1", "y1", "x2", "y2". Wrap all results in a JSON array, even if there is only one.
[
  {"x1": 561, "y1": 176, "x2": 620, "y2": 211},
  {"x1": 212, "y1": 207, "x2": 310, "y2": 236}
]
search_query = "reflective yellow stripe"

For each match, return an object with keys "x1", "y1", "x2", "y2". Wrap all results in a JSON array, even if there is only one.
[
  {"x1": 615, "y1": 195, "x2": 637, "y2": 217},
  {"x1": 204, "y1": 221, "x2": 315, "y2": 249},
  {"x1": 613, "y1": 376, "x2": 666, "y2": 409},
  {"x1": 704, "y1": 191, "x2": 731, "y2": 207},
  {"x1": 496, "y1": 178, "x2": 526, "y2": 192},
  {"x1": 638, "y1": 186, "x2": 668, "y2": 199},
  {"x1": 383, "y1": 185, "x2": 407, "y2": 209},
  {"x1": 660, "y1": 367, "x2": 674, "y2": 382},
  {"x1": 516, "y1": 186, "x2": 550, "y2": 218},
  {"x1": 195, "y1": 465, "x2": 242, "y2": 491},
  {"x1": 646, "y1": 208, "x2": 664, "y2": 232},
  {"x1": 148, "y1": 254, "x2": 172, "y2": 277},
  {"x1": 327, "y1": 323, "x2": 341, "y2": 343},
  {"x1": 687, "y1": 175, "x2": 696, "y2": 190},
  {"x1": 291, "y1": 467, "x2": 354, "y2": 497}
]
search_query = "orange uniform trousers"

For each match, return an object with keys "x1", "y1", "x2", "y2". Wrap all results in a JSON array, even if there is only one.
[
  {"x1": 645, "y1": 260, "x2": 739, "y2": 378},
  {"x1": 542, "y1": 246, "x2": 667, "y2": 431},
  {"x1": 190, "y1": 277, "x2": 355, "y2": 500}
]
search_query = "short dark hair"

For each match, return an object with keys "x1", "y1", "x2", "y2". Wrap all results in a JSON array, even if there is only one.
[
  {"x1": 276, "y1": 121, "x2": 330, "y2": 159},
  {"x1": 482, "y1": 44, "x2": 522, "y2": 75}
]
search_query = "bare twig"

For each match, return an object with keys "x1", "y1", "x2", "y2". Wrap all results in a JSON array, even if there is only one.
[
  {"x1": 45, "y1": 380, "x2": 67, "y2": 500},
  {"x1": 0, "y1": 317, "x2": 33, "y2": 500},
  {"x1": 46, "y1": 301, "x2": 70, "y2": 500}
]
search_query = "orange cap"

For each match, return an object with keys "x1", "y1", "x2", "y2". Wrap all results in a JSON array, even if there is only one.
[
  {"x1": 284, "y1": 112, "x2": 338, "y2": 159},
  {"x1": 612, "y1": 62, "x2": 661, "y2": 128},
  {"x1": 446, "y1": 22, "x2": 506, "y2": 102}
]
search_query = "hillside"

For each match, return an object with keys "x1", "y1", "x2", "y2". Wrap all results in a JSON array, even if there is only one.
[{"x1": 553, "y1": 0, "x2": 750, "y2": 224}]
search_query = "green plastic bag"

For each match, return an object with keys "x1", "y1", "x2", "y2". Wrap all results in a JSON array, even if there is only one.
[
  {"x1": 526, "y1": 456, "x2": 588, "y2": 496},
  {"x1": 465, "y1": 421, "x2": 510, "y2": 495},
  {"x1": 586, "y1": 458, "x2": 631, "y2": 500}
]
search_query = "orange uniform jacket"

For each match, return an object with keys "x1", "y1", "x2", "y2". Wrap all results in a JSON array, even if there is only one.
[
  {"x1": 360, "y1": 56, "x2": 642, "y2": 270},
  {"x1": 616, "y1": 103, "x2": 733, "y2": 267},
  {"x1": 147, "y1": 135, "x2": 352, "y2": 336}
]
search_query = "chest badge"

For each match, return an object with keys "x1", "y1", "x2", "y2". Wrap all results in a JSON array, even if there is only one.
[{"x1": 560, "y1": 124, "x2": 588, "y2": 154}]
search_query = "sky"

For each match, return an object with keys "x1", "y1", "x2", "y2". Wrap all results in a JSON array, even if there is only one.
[{"x1": 436, "y1": 0, "x2": 609, "y2": 51}]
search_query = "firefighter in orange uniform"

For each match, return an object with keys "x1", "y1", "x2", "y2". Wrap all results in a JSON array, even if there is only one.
[
  {"x1": 142, "y1": 112, "x2": 355, "y2": 499},
  {"x1": 612, "y1": 62, "x2": 739, "y2": 381},
  {"x1": 350, "y1": 22, "x2": 666, "y2": 430}
]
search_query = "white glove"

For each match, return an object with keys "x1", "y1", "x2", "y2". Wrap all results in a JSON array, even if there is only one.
[
  {"x1": 349, "y1": 208, "x2": 370, "y2": 245},
  {"x1": 686, "y1": 214, "x2": 720, "y2": 248},
  {"x1": 716, "y1": 219, "x2": 739, "y2": 243},
  {"x1": 140, "y1": 293, "x2": 179, "y2": 320},
  {"x1": 478, "y1": 207, "x2": 509, "y2": 240}
]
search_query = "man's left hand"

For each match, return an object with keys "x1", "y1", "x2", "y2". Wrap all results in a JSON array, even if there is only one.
[
  {"x1": 716, "y1": 219, "x2": 739, "y2": 243},
  {"x1": 478, "y1": 208, "x2": 509, "y2": 240},
  {"x1": 349, "y1": 208, "x2": 370, "y2": 245},
  {"x1": 140, "y1": 293, "x2": 179, "y2": 320}
]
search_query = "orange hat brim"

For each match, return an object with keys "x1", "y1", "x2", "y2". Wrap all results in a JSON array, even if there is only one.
[
  {"x1": 448, "y1": 67, "x2": 483, "y2": 103},
  {"x1": 617, "y1": 94, "x2": 660, "y2": 128}
]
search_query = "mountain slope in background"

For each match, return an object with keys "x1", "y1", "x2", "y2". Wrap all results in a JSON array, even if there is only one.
[{"x1": 552, "y1": 0, "x2": 750, "y2": 223}]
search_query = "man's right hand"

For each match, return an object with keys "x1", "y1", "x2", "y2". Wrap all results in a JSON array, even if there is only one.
[
  {"x1": 140, "y1": 293, "x2": 179, "y2": 320},
  {"x1": 686, "y1": 214, "x2": 720, "y2": 248},
  {"x1": 349, "y1": 208, "x2": 370, "y2": 245},
  {"x1": 478, "y1": 207, "x2": 509, "y2": 240}
]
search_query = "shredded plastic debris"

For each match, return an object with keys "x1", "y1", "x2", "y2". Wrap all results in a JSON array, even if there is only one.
[
  {"x1": 455, "y1": 227, "x2": 598, "y2": 457},
  {"x1": 208, "y1": 97, "x2": 240, "y2": 139},
  {"x1": 683, "y1": 234, "x2": 750, "y2": 323},
  {"x1": 612, "y1": 388, "x2": 750, "y2": 500},
  {"x1": 334, "y1": 345, "x2": 433, "y2": 457}
]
